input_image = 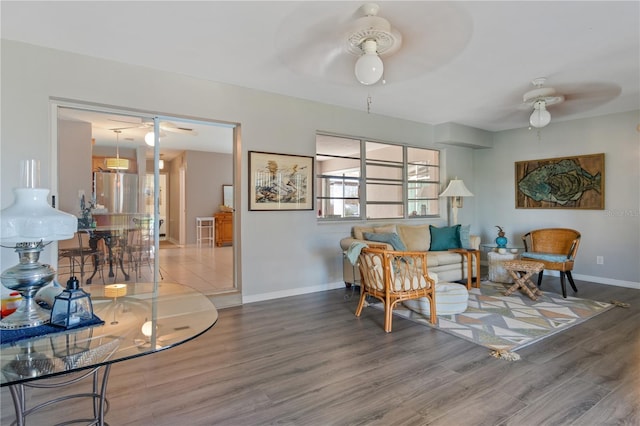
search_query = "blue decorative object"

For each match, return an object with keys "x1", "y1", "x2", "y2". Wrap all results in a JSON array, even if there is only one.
[
  {"x1": 0, "y1": 315, "x2": 103, "y2": 345},
  {"x1": 495, "y1": 226, "x2": 508, "y2": 248}
]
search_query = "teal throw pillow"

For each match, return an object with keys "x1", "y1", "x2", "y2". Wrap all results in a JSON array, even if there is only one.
[
  {"x1": 429, "y1": 225, "x2": 461, "y2": 251},
  {"x1": 363, "y1": 232, "x2": 407, "y2": 251},
  {"x1": 459, "y1": 224, "x2": 471, "y2": 249}
]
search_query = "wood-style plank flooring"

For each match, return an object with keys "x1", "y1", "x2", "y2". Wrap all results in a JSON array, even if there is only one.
[{"x1": 2, "y1": 277, "x2": 639, "y2": 425}]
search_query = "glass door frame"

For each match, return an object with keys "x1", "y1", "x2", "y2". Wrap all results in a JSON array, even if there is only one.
[{"x1": 50, "y1": 99, "x2": 240, "y2": 301}]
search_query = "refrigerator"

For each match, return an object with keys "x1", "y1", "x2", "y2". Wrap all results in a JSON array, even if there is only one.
[{"x1": 94, "y1": 172, "x2": 139, "y2": 213}]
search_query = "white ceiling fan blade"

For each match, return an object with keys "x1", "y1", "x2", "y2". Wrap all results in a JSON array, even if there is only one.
[
  {"x1": 275, "y1": 5, "x2": 357, "y2": 85},
  {"x1": 549, "y1": 82, "x2": 622, "y2": 117},
  {"x1": 274, "y1": 2, "x2": 473, "y2": 86},
  {"x1": 159, "y1": 121, "x2": 198, "y2": 136}
]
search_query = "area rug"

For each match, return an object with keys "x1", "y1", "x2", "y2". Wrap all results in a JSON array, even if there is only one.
[{"x1": 371, "y1": 281, "x2": 613, "y2": 352}]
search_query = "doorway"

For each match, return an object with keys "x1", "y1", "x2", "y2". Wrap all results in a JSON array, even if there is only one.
[{"x1": 53, "y1": 101, "x2": 239, "y2": 300}]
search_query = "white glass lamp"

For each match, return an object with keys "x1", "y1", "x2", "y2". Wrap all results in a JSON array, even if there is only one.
[
  {"x1": 0, "y1": 159, "x2": 77, "y2": 329},
  {"x1": 439, "y1": 179, "x2": 474, "y2": 225},
  {"x1": 145, "y1": 131, "x2": 155, "y2": 146},
  {"x1": 355, "y1": 40, "x2": 384, "y2": 85},
  {"x1": 530, "y1": 100, "x2": 551, "y2": 128}
]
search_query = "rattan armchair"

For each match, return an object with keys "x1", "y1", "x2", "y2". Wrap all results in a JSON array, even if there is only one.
[
  {"x1": 521, "y1": 228, "x2": 581, "y2": 298},
  {"x1": 355, "y1": 247, "x2": 437, "y2": 332}
]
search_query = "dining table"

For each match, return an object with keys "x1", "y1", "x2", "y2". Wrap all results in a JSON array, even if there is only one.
[
  {"x1": 0, "y1": 282, "x2": 218, "y2": 426},
  {"x1": 83, "y1": 225, "x2": 133, "y2": 284}
]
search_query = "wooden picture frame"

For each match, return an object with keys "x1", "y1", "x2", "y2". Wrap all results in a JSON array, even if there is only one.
[
  {"x1": 249, "y1": 151, "x2": 314, "y2": 211},
  {"x1": 515, "y1": 153, "x2": 604, "y2": 209}
]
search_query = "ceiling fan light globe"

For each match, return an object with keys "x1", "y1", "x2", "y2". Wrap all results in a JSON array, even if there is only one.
[
  {"x1": 355, "y1": 53, "x2": 384, "y2": 85},
  {"x1": 145, "y1": 131, "x2": 155, "y2": 146},
  {"x1": 530, "y1": 102, "x2": 551, "y2": 128}
]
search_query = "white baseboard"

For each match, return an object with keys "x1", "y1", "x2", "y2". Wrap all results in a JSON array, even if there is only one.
[
  {"x1": 571, "y1": 273, "x2": 639, "y2": 289},
  {"x1": 240, "y1": 274, "x2": 639, "y2": 306},
  {"x1": 243, "y1": 281, "x2": 347, "y2": 304},
  {"x1": 480, "y1": 261, "x2": 639, "y2": 290}
]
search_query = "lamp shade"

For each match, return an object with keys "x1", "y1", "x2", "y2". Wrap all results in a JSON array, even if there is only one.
[
  {"x1": 355, "y1": 40, "x2": 383, "y2": 85},
  {"x1": 104, "y1": 284, "x2": 127, "y2": 298},
  {"x1": 439, "y1": 179, "x2": 474, "y2": 198},
  {"x1": 105, "y1": 158, "x2": 130, "y2": 170},
  {"x1": 0, "y1": 188, "x2": 77, "y2": 243},
  {"x1": 529, "y1": 100, "x2": 551, "y2": 128}
]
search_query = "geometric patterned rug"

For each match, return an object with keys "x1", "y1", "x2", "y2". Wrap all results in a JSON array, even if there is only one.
[{"x1": 372, "y1": 281, "x2": 613, "y2": 352}]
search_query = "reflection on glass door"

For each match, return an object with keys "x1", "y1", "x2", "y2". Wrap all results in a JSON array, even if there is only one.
[
  {"x1": 145, "y1": 173, "x2": 168, "y2": 241},
  {"x1": 55, "y1": 103, "x2": 238, "y2": 300}
]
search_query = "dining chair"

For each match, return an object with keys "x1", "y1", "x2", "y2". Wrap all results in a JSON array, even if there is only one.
[{"x1": 58, "y1": 230, "x2": 103, "y2": 284}]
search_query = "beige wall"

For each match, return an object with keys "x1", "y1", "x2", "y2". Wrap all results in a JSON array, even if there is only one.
[
  {"x1": 185, "y1": 151, "x2": 233, "y2": 244},
  {"x1": 2, "y1": 40, "x2": 636, "y2": 304},
  {"x1": 57, "y1": 120, "x2": 92, "y2": 216}
]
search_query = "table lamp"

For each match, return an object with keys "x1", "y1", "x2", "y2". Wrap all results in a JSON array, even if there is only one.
[
  {"x1": 0, "y1": 159, "x2": 77, "y2": 329},
  {"x1": 439, "y1": 178, "x2": 474, "y2": 226},
  {"x1": 104, "y1": 283, "x2": 127, "y2": 325}
]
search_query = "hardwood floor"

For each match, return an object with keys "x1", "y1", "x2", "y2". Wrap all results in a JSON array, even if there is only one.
[{"x1": 2, "y1": 277, "x2": 638, "y2": 425}]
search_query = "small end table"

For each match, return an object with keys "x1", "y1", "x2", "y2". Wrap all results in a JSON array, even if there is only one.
[
  {"x1": 502, "y1": 259, "x2": 545, "y2": 300},
  {"x1": 449, "y1": 248, "x2": 481, "y2": 289}
]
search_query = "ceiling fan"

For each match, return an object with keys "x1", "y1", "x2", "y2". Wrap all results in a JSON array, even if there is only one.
[
  {"x1": 109, "y1": 119, "x2": 198, "y2": 136},
  {"x1": 274, "y1": 2, "x2": 472, "y2": 86},
  {"x1": 108, "y1": 118, "x2": 198, "y2": 146},
  {"x1": 522, "y1": 78, "x2": 565, "y2": 128},
  {"x1": 519, "y1": 77, "x2": 622, "y2": 129}
]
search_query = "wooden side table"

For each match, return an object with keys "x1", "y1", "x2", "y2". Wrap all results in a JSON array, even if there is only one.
[
  {"x1": 502, "y1": 260, "x2": 545, "y2": 300},
  {"x1": 214, "y1": 212, "x2": 233, "y2": 247},
  {"x1": 449, "y1": 248, "x2": 481, "y2": 289}
]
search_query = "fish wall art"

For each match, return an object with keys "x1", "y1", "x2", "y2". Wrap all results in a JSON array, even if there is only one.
[{"x1": 515, "y1": 153, "x2": 604, "y2": 209}]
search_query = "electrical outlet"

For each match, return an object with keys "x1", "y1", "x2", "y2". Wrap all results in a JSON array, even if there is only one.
[{"x1": 597, "y1": 256, "x2": 604, "y2": 265}]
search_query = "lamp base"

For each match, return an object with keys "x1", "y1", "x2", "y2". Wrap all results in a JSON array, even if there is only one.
[
  {"x1": 0, "y1": 297, "x2": 51, "y2": 329},
  {"x1": 0, "y1": 242, "x2": 55, "y2": 329}
]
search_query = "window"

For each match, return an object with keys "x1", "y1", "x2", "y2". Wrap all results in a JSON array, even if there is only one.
[{"x1": 316, "y1": 134, "x2": 440, "y2": 220}]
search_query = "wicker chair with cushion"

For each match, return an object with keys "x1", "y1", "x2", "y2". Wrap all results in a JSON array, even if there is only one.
[
  {"x1": 521, "y1": 228, "x2": 581, "y2": 298},
  {"x1": 355, "y1": 247, "x2": 437, "y2": 332}
]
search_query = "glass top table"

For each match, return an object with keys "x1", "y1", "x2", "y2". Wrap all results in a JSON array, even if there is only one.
[
  {"x1": 480, "y1": 243, "x2": 524, "y2": 252},
  {"x1": 0, "y1": 282, "x2": 218, "y2": 425},
  {"x1": 1, "y1": 282, "x2": 218, "y2": 386}
]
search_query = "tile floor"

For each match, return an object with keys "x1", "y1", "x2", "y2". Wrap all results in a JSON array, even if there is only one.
[{"x1": 58, "y1": 242, "x2": 234, "y2": 294}]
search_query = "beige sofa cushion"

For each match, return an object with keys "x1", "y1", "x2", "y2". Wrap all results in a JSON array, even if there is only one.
[
  {"x1": 353, "y1": 224, "x2": 397, "y2": 240},
  {"x1": 396, "y1": 224, "x2": 431, "y2": 251},
  {"x1": 374, "y1": 224, "x2": 396, "y2": 235}
]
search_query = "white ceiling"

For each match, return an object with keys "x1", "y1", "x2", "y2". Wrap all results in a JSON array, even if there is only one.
[
  {"x1": 2, "y1": 1, "x2": 639, "y2": 134},
  {"x1": 57, "y1": 106, "x2": 234, "y2": 159}
]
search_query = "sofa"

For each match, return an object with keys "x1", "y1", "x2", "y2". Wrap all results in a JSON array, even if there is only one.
[{"x1": 340, "y1": 223, "x2": 480, "y2": 286}]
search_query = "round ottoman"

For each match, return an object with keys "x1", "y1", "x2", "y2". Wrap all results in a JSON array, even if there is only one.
[{"x1": 403, "y1": 282, "x2": 469, "y2": 316}]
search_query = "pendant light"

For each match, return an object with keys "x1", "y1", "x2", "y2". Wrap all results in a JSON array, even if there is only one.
[{"x1": 106, "y1": 130, "x2": 129, "y2": 170}]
